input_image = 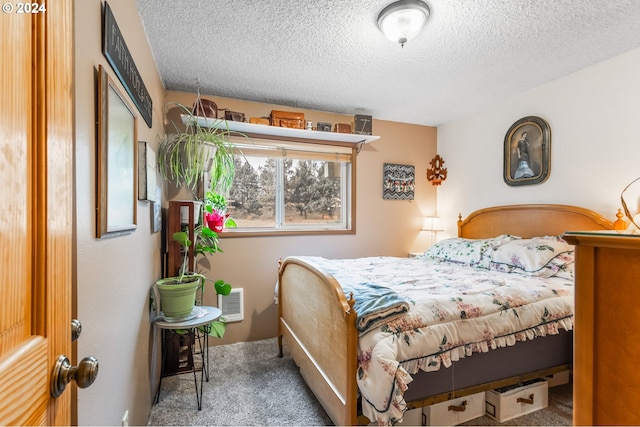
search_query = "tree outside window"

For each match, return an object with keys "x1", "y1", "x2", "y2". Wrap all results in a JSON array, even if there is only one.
[{"x1": 225, "y1": 141, "x2": 354, "y2": 234}]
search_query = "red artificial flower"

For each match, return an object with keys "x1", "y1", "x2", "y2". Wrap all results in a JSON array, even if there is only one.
[{"x1": 204, "y1": 210, "x2": 229, "y2": 232}]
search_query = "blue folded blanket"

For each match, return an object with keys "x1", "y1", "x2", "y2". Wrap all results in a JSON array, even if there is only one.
[
  {"x1": 341, "y1": 279, "x2": 411, "y2": 332},
  {"x1": 300, "y1": 256, "x2": 411, "y2": 333}
]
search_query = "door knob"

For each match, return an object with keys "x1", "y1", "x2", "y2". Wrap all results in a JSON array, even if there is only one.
[{"x1": 51, "y1": 355, "x2": 99, "y2": 398}]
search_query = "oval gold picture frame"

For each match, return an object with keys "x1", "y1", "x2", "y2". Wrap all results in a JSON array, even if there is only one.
[{"x1": 503, "y1": 116, "x2": 551, "y2": 186}]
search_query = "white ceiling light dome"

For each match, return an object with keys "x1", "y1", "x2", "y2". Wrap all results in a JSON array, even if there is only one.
[{"x1": 377, "y1": 0, "x2": 430, "y2": 47}]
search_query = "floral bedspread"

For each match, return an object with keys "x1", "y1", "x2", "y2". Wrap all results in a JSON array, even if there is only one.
[{"x1": 297, "y1": 248, "x2": 574, "y2": 426}]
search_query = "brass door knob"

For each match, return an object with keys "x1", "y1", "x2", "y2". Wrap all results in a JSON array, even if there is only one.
[{"x1": 51, "y1": 355, "x2": 99, "y2": 398}]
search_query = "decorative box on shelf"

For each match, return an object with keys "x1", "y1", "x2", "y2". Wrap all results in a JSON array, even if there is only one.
[
  {"x1": 423, "y1": 391, "x2": 485, "y2": 426},
  {"x1": 270, "y1": 110, "x2": 305, "y2": 129},
  {"x1": 485, "y1": 379, "x2": 548, "y2": 422},
  {"x1": 354, "y1": 114, "x2": 372, "y2": 135}
]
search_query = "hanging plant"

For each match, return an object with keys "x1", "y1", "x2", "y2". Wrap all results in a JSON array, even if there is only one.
[{"x1": 157, "y1": 102, "x2": 236, "y2": 197}]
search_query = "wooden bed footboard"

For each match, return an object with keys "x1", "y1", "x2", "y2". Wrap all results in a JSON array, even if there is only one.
[{"x1": 278, "y1": 257, "x2": 359, "y2": 426}]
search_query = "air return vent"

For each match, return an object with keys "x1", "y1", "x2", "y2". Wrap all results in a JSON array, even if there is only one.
[{"x1": 218, "y1": 288, "x2": 243, "y2": 322}]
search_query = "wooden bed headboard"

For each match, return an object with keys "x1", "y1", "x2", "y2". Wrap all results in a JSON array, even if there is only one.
[{"x1": 458, "y1": 204, "x2": 614, "y2": 239}]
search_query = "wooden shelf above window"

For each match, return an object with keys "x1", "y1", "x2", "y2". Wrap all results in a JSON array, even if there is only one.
[{"x1": 180, "y1": 114, "x2": 380, "y2": 147}]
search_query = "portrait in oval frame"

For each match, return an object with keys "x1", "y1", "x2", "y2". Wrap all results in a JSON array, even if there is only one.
[{"x1": 503, "y1": 116, "x2": 551, "y2": 186}]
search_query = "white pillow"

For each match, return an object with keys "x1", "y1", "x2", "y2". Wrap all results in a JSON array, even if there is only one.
[
  {"x1": 423, "y1": 235, "x2": 519, "y2": 268},
  {"x1": 489, "y1": 236, "x2": 574, "y2": 277}
]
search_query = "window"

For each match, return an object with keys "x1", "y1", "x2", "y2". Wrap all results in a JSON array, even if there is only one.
[{"x1": 225, "y1": 138, "x2": 355, "y2": 235}]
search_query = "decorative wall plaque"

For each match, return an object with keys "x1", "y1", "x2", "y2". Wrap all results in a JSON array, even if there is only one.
[
  {"x1": 103, "y1": 2, "x2": 153, "y2": 127},
  {"x1": 383, "y1": 163, "x2": 415, "y2": 200}
]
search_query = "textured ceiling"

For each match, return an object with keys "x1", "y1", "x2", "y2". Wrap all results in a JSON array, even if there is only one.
[{"x1": 135, "y1": 0, "x2": 640, "y2": 126}]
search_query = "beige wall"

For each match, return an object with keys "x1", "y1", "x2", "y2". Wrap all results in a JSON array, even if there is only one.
[
  {"x1": 437, "y1": 47, "x2": 640, "y2": 239},
  {"x1": 164, "y1": 91, "x2": 438, "y2": 344},
  {"x1": 74, "y1": 0, "x2": 165, "y2": 425}
]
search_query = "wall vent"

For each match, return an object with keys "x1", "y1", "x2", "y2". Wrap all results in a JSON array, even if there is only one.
[{"x1": 218, "y1": 288, "x2": 243, "y2": 322}]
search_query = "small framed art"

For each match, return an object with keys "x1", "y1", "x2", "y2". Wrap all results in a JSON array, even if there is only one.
[
  {"x1": 503, "y1": 116, "x2": 551, "y2": 186},
  {"x1": 138, "y1": 141, "x2": 158, "y2": 202},
  {"x1": 383, "y1": 163, "x2": 415, "y2": 200},
  {"x1": 151, "y1": 201, "x2": 162, "y2": 233},
  {"x1": 317, "y1": 122, "x2": 332, "y2": 132}
]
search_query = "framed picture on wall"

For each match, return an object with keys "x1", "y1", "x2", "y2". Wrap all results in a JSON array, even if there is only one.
[
  {"x1": 96, "y1": 64, "x2": 138, "y2": 238},
  {"x1": 503, "y1": 116, "x2": 551, "y2": 186},
  {"x1": 383, "y1": 163, "x2": 415, "y2": 200},
  {"x1": 151, "y1": 186, "x2": 162, "y2": 233},
  {"x1": 138, "y1": 141, "x2": 159, "y2": 202}
]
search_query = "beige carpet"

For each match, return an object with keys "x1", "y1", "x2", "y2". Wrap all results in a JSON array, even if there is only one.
[{"x1": 148, "y1": 338, "x2": 571, "y2": 426}]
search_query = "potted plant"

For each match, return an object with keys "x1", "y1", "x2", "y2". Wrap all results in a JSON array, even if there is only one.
[
  {"x1": 157, "y1": 101, "x2": 236, "y2": 198},
  {"x1": 155, "y1": 99, "x2": 241, "y2": 337},
  {"x1": 156, "y1": 98, "x2": 241, "y2": 336},
  {"x1": 155, "y1": 191, "x2": 236, "y2": 337}
]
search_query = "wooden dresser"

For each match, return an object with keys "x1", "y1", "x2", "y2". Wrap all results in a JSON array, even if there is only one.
[{"x1": 563, "y1": 231, "x2": 640, "y2": 425}]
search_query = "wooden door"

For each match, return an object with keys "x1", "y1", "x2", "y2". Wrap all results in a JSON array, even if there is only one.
[{"x1": 0, "y1": 1, "x2": 75, "y2": 425}]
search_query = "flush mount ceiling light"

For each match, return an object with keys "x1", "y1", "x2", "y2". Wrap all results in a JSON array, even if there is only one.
[{"x1": 377, "y1": 0, "x2": 430, "y2": 47}]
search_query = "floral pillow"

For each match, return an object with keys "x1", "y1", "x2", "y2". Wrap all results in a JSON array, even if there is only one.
[
  {"x1": 549, "y1": 252, "x2": 575, "y2": 279},
  {"x1": 489, "y1": 236, "x2": 574, "y2": 277},
  {"x1": 423, "y1": 235, "x2": 519, "y2": 268}
]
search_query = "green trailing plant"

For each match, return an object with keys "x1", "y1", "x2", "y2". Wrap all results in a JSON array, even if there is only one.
[
  {"x1": 157, "y1": 102, "x2": 236, "y2": 198},
  {"x1": 157, "y1": 100, "x2": 245, "y2": 337},
  {"x1": 170, "y1": 192, "x2": 237, "y2": 337}
]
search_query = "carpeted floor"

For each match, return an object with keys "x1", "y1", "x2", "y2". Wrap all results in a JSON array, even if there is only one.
[
  {"x1": 147, "y1": 338, "x2": 571, "y2": 426},
  {"x1": 148, "y1": 337, "x2": 333, "y2": 426}
]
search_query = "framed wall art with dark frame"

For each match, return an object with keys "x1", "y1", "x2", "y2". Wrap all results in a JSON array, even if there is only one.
[
  {"x1": 137, "y1": 140, "x2": 158, "y2": 202},
  {"x1": 151, "y1": 185, "x2": 162, "y2": 234},
  {"x1": 151, "y1": 201, "x2": 162, "y2": 234},
  {"x1": 316, "y1": 122, "x2": 332, "y2": 132},
  {"x1": 383, "y1": 163, "x2": 415, "y2": 200},
  {"x1": 96, "y1": 64, "x2": 138, "y2": 238},
  {"x1": 503, "y1": 116, "x2": 551, "y2": 186}
]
